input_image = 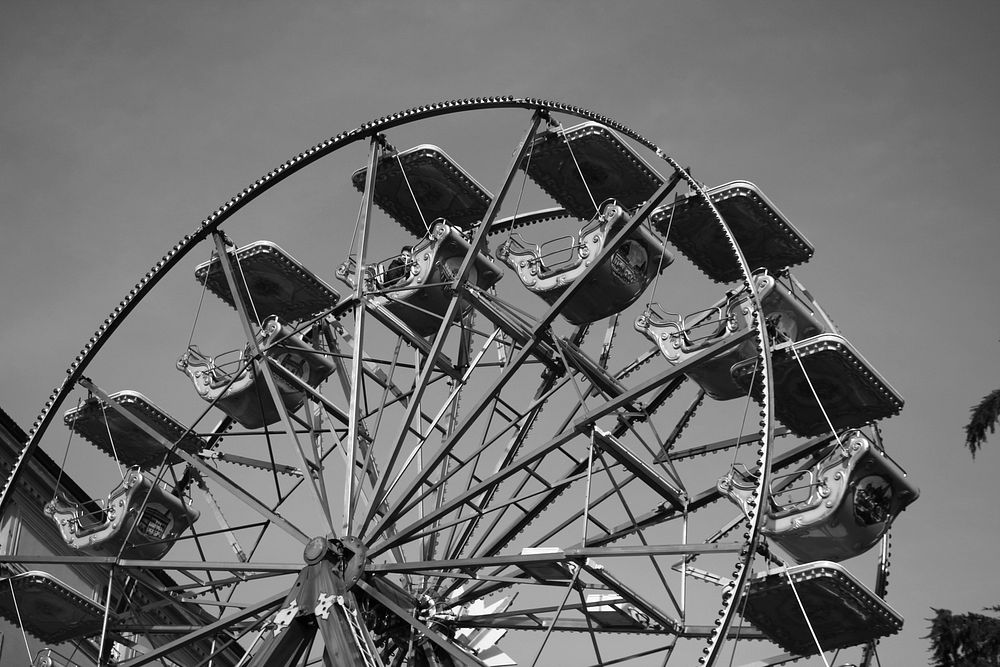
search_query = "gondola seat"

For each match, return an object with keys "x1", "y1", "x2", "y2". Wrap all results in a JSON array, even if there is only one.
[
  {"x1": 45, "y1": 467, "x2": 198, "y2": 560},
  {"x1": 32, "y1": 650, "x2": 70, "y2": 667},
  {"x1": 348, "y1": 220, "x2": 503, "y2": 337},
  {"x1": 720, "y1": 430, "x2": 918, "y2": 563},
  {"x1": 636, "y1": 270, "x2": 835, "y2": 401},
  {"x1": 177, "y1": 315, "x2": 336, "y2": 429},
  {"x1": 635, "y1": 289, "x2": 756, "y2": 401},
  {"x1": 498, "y1": 201, "x2": 672, "y2": 325}
]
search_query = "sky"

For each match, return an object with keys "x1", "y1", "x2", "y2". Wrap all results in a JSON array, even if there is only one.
[{"x1": 2, "y1": 1, "x2": 999, "y2": 665}]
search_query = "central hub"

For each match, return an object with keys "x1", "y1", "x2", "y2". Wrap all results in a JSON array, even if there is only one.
[
  {"x1": 301, "y1": 535, "x2": 370, "y2": 589},
  {"x1": 303, "y1": 536, "x2": 330, "y2": 564}
]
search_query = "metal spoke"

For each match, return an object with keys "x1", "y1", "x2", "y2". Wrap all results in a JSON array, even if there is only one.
[{"x1": 359, "y1": 110, "x2": 546, "y2": 537}]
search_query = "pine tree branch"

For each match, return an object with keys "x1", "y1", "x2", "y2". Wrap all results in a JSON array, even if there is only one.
[
  {"x1": 965, "y1": 388, "x2": 1000, "y2": 458},
  {"x1": 928, "y1": 607, "x2": 1000, "y2": 665}
]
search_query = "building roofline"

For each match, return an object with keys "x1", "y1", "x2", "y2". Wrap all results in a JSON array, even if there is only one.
[
  {"x1": 0, "y1": 405, "x2": 27, "y2": 444},
  {"x1": 0, "y1": 405, "x2": 93, "y2": 503}
]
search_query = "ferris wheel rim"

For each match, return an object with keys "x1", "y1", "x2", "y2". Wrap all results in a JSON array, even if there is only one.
[{"x1": 2, "y1": 96, "x2": 788, "y2": 667}]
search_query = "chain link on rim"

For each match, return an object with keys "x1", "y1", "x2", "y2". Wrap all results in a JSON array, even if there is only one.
[{"x1": 663, "y1": 156, "x2": 774, "y2": 664}]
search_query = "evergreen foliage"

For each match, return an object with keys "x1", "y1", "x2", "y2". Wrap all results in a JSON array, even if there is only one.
[
  {"x1": 966, "y1": 388, "x2": 1000, "y2": 457},
  {"x1": 928, "y1": 608, "x2": 1000, "y2": 666},
  {"x1": 929, "y1": 382, "x2": 1000, "y2": 663}
]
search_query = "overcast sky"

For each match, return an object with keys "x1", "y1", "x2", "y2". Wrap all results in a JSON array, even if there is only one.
[{"x1": 2, "y1": 2, "x2": 999, "y2": 664}]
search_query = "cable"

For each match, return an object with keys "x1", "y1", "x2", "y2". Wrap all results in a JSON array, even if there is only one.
[
  {"x1": 783, "y1": 566, "x2": 831, "y2": 667},
  {"x1": 396, "y1": 152, "x2": 430, "y2": 235},
  {"x1": 99, "y1": 399, "x2": 127, "y2": 481},
  {"x1": 506, "y1": 143, "x2": 534, "y2": 243},
  {"x1": 8, "y1": 578, "x2": 32, "y2": 662},
  {"x1": 556, "y1": 121, "x2": 599, "y2": 217},
  {"x1": 186, "y1": 245, "x2": 214, "y2": 350},
  {"x1": 52, "y1": 397, "x2": 82, "y2": 501},
  {"x1": 646, "y1": 194, "x2": 676, "y2": 311},
  {"x1": 789, "y1": 344, "x2": 848, "y2": 456}
]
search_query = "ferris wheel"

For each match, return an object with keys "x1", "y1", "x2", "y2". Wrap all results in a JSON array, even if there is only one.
[{"x1": 0, "y1": 98, "x2": 918, "y2": 667}]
